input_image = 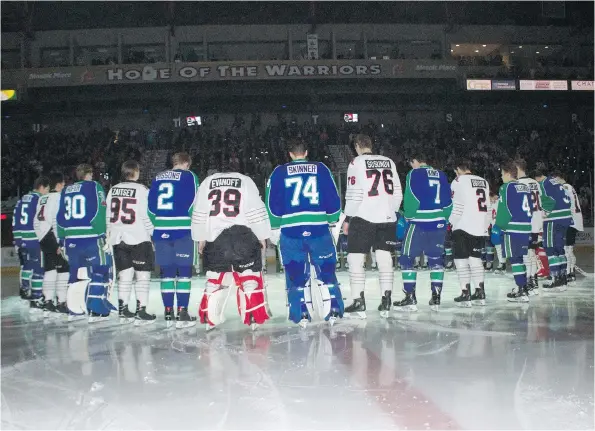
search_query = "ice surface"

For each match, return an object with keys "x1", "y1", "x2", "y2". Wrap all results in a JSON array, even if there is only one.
[{"x1": 1, "y1": 271, "x2": 594, "y2": 430}]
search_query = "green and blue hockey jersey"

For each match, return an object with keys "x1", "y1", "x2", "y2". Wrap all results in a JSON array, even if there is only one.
[
  {"x1": 56, "y1": 181, "x2": 107, "y2": 239},
  {"x1": 539, "y1": 176, "x2": 572, "y2": 225},
  {"x1": 495, "y1": 181, "x2": 532, "y2": 233},
  {"x1": 403, "y1": 165, "x2": 452, "y2": 229}
]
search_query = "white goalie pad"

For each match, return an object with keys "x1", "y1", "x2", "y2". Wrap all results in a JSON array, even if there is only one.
[
  {"x1": 199, "y1": 272, "x2": 233, "y2": 328},
  {"x1": 67, "y1": 280, "x2": 90, "y2": 315},
  {"x1": 306, "y1": 264, "x2": 331, "y2": 321}
]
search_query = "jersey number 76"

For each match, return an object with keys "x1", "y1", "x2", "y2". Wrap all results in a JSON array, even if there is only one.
[{"x1": 367, "y1": 169, "x2": 393, "y2": 197}]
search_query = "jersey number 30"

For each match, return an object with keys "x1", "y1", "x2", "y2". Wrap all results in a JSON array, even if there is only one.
[{"x1": 64, "y1": 195, "x2": 86, "y2": 220}]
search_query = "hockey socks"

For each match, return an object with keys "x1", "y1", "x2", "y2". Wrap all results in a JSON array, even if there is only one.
[
  {"x1": 176, "y1": 278, "x2": 192, "y2": 309},
  {"x1": 160, "y1": 278, "x2": 175, "y2": 308}
]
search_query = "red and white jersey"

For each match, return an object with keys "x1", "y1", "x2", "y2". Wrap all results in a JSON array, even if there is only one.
[
  {"x1": 106, "y1": 181, "x2": 154, "y2": 246},
  {"x1": 192, "y1": 172, "x2": 271, "y2": 242},
  {"x1": 563, "y1": 183, "x2": 583, "y2": 231},
  {"x1": 344, "y1": 154, "x2": 402, "y2": 223},
  {"x1": 489, "y1": 198, "x2": 498, "y2": 226},
  {"x1": 517, "y1": 176, "x2": 543, "y2": 234},
  {"x1": 449, "y1": 174, "x2": 491, "y2": 237},
  {"x1": 34, "y1": 191, "x2": 60, "y2": 240}
]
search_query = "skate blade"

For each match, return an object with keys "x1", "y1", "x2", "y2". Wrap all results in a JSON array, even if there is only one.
[
  {"x1": 119, "y1": 317, "x2": 135, "y2": 325},
  {"x1": 29, "y1": 307, "x2": 43, "y2": 314},
  {"x1": 379, "y1": 310, "x2": 390, "y2": 318},
  {"x1": 298, "y1": 319, "x2": 309, "y2": 329},
  {"x1": 165, "y1": 320, "x2": 175, "y2": 329},
  {"x1": 394, "y1": 305, "x2": 418, "y2": 312},
  {"x1": 176, "y1": 320, "x2": 197, "y2": 329},
  {"x1": 43, "y1": 310, "x2": 51, "y2": 318},
  {"x1": 472, "y1": 299, "x2": 486, "y2": 306},
  {"x1": 429, "y1": 304, "x2": 440, "y2": 312},
  {"x1": 250, "y1": 323, "x2": 258, "y2": 331},
  {"x1": 134, "y1": 318, "x2": 156, "y2": 327},
  {"x1": 507, "y1": 297, "x2": 529, "y2": 303},
  {"x1": 205, "y1": 323, "x2": 218, "y2": 332},
  {"x1": 346, "y1": 311, "x2": 367, "y2": 319},
  {"x1": 557, "y1": 285, "x2": 567, "y2": 292},
  {"x1": 456, "y1": 301, "x2": 472, "y2": 308},
  {"x1": 88, "y1": 316, "x2": 110, "y2": 324},
  {"x1": 67, "y1": 314, "x2": 86, "y2": 322}
]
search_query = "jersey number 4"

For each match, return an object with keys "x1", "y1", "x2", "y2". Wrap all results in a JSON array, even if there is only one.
[
  {"x1": 367, "y1": 169, "x2": 393, "y2": 197},
  {"x1": 110, "y1": 198, "x2": 136, "y2": 224},
  {"x1": 209, "y1": 189, "x2": 241, "y2": 217}
]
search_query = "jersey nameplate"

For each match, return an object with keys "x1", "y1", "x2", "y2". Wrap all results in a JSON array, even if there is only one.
[
  {"x1": 65, "y1": 184, "x2": 82, "y2": 194},
  {"x1": 471, "y1": 179, "x2": 487, "y2": 188},
  {"x1": 210, "y1": 178, "x2": 242, "y2": 189},
  {"x1": 365, "y1": 160, "x2": 390, "y2": 169},
  {"x1": 111, "y1": 188, "x2": 137, "y2": 198},
  {"x1": 426, "y1": 169, "x2": 439, "y2": 178},
  {"x1": 156, "y1": 171, "x2": 182, "y2": 181},
  {"x1": 526, "y1": 182, "x2": 539, "y2": 191},
  {"x1": 39, "y1": 196, "x2": 49, "y2": 204},
  {"x1": 514, "y1": 184, "x2": 530, "y2": 193},
  {"x1": 548, "y1": 178, "x2": 562, "y2": 185},
  {"x1": 287, "y1": 164, "x2": 317, "y2": 175},
  {"x1": 22, "y1": 194, "x2": 34, "y2": 202}
]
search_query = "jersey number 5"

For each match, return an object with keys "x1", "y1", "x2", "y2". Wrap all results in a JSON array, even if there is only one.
[
  {"x1": 110, "y1": 198, "x2": 136, "y2": 224},
  {"x1": 367, "y1": 169, "x2": 393, "y2": 197},
  {"x1": 209, "y1": 189, "x2": 241, "y2": 217}
]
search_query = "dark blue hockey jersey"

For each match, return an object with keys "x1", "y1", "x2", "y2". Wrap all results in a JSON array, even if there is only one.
[
  {"x1": 539, "y1": 176, "x2": 572, "y2": 225},
  {"x1": 13, "y1": 191, "x2": 42, "y2": 242},
  {"x1": 265, "y1": 159, "x2": 341, "y2": 238},
  {"x1": 56, "y1": 181, "x2": 107, "y2": 239},
  {"x1": 147, "y1": 169, "x2": 200, "y2": 241},
  {"x1": 403, "y1": 165, "x2": 452, "y2": 229},
  {"x1": 495, "y1": 181, "x2": 532, "y2": 233}
]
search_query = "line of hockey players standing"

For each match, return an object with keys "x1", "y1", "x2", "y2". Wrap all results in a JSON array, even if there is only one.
[{"x1": 12, "y1": 134, "x2": 582, "y2": 330}]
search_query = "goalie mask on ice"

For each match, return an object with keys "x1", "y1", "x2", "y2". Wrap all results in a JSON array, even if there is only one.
[{"x1": 199, "y1": 270, "x2": 271, "y2": 329}]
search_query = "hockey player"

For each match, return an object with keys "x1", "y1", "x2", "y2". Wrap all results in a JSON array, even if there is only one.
[
  {"x1": 449, "y1": 159, "x2": 491, "y2": 308},
  {"x1": 485, "y1": 190, "x2": 505, "y2": 272},
  {"x1": 266, "y1": 138, "x2": 343, "y2": 328},
  {"x1": 106, "y1": 161, "x2": 156, "y2": 326},
  {"x1": 56, "y1": 164, "x2": 115, "y2": 321},
  {"x1": 515, "y1": 158, "x2": 543, "y2": 295},
  {"x1": 534, "y1": 168, "x2": 573, "y2": 291},
  {"x1": 12, "y1": 203, "x2": 27, "y2": 299},
  {"x1": 343, "y1": 134, "x2": 402, "y2": 318},
  {"x1": 14, "y1": 176, "x2": 50, "y2": 309},
  {"x1": 557, "y1": 174, "x2": 583, "y2": 282},
  {"x1": 495, "y1": 161, "x2": 532, "y2": 302},
  {"x1": 34, "y1": 172, "x2": 69, "y2": 317},
  {"x1": 393, "y1": 153, "x2": 451, "y2": 311},
  {"x1": 192, "y1": 170, "x2": 271, "y2": 331},
  {"x1": 148, "y1": 152, "x2": 199, "y2": 328}
]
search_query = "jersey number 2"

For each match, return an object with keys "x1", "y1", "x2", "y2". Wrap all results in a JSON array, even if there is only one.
[
  {"x1": 209, "y1": 189, "x2": 241, "y2": 217},
  {"x1": 367, "y1": 169, "x2": 393, "y2": 196},
  {"x1": 476, "y1": 189, "x2": 488, "y2": 212}
]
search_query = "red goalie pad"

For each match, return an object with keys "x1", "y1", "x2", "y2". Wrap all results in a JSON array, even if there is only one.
[
  {"x1": 199, "y1": 273, "x2": 228, "y2": 327},
  {"x1": 536, "y1": 247, "x2": 550, "y2": 278},
  {"x1": 233, "y1": 272, "x2": 271, "y2": 326}
]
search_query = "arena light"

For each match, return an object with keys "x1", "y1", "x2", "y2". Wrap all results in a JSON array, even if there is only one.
[
  {"x1": 1, "y1": 89, "x2": 16, "y2": 101},
  {"x1": 1, "y1": 214, "x2": 7, "y2": 221}
]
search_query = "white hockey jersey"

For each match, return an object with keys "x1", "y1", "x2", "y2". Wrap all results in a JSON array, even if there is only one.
[
  {"x1": 34, "y1": 191, "x2": 60, "y2": 240},
  {"x1": 344, "y1": 154, "x2": 402, "y2": 223},
  {"x1": 449, "y1": 174, "x2": 491, "y2": 237},
  {"x1": 106, "y1": 181, "x2": 154, "y2": 246},
  {"x1": 563, "y1": 183, "x2": 583, "y2": 231},
  {"x1": 191, "y1": 172, "x2": 271, "y2": 242},
  {"x1": 517, "y1": 176, "x2": 543, "y2": 234}
]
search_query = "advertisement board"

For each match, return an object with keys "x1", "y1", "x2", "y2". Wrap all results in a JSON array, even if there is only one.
[
  {"x1": 1, "y1": 60, "x2": 459, "y2": 88},
  {"x1": 571, "y1": 80, "x2": 594, "y2": 91},
  {"x1": 491, "y1": 80, "x2": 516, "y2": 90},
  {"x1": 466, "y1": 79, "x2": 491, "y2": 90},
  {"x1": 519, "y1": 80, "x2": 568, "y2": 91},
  {"x1": 576, "y1": 227, "x2": 594, "y2": 246}
]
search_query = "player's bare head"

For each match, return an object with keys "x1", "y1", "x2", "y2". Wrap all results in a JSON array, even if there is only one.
[
  {"x1": 455, "y1": 158, "x2": 472, "y2": 175},
  {"x1": 501, "y1": 160, "x2": 517, "y2": 183},
  {"x1": 533, "y1": 162, "x2": 547, "y2": 180},
  {"x1": 121, "y1": 160, "x2": 140, "y2": 181},
  {"x1": 49, "y1": 172, "x2": 65, "y2": 192},
  {"x1": 514, "y1": 158, "x2": 528, "y2": 176},
  {"x1": 409, "y1": 152, "x2": 427, "y2": 169},
  {"x1": 172, "y1": 152, "x2": 191, "y2": 170},
  {"x1": 76, "y1": 164, "x2": 94, "y2": 181},
  {"x1": 34, "y1": 176, "x2": 50, "y2": 194},
  {"x1": 551, "y1": 169, "x2": 564, "y2": 181},
  {"x1": 353, "y1": 134, "x2": 372, "y2": 155},
  {"x1": 287, "y1": 138, "x2": 308, "y2": 160}
]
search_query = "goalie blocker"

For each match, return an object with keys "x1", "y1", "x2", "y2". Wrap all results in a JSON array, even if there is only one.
[{"x1": 199, "y1": 225, "x2": 270, "y2": 329}]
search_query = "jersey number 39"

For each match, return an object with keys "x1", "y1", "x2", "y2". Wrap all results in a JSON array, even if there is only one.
[{"x1": 209, "y1": 189, "x2": 241, "y2": 217}]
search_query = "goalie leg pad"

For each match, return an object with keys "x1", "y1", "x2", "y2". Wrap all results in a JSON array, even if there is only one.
[
  {"x1": 285, "y1": 261, "x2": 311, "y2": 324},
  {"x1": 86, "y1": 266, "x2": 116, "y2": 315},
  {"x1": 199, "y1": 272, "x2": 231, "y2": 327},
  {"x1": 233, "y1": 270, "x2": 271, "y2": 326},
  {"x1": 311, "y1": 261, "x2": 344, "y2": 320}
]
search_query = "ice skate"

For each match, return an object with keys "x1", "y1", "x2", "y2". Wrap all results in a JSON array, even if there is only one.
[
  {"x1": 566, "y1": 270, "x2": 576, "y2": 283},
  {"x1": 29, "y1": 298, "x2": 44, "y2": 314},
  {"x1": 470, "y1": 283, "x2": 486, "y2": 306},
  {"x1": 493, "y1": 263, "x2": 506, "y2": 275},
  {"x1": 328, "y1": 311, "x2": 340, "y2": 327},
  {"x1": 164, "y1": 306, "x2": 175, "y2": 328},
  {"x1": 557, "y1": 273, "x2": 568, "y2": 292},
  {"x1": 42, "y1": 298, "x2": 57, "y2": 318},
  {"x1": 454, "y1": 286, "x2": 472, "y2": 308},
  {"x1": 377, "y1": 290, "x2": 392, "y2": 318},
  {"x1": 55, "y1": 301, "x2": 69, "y2": 315},
  {"x1": 484, "y1": 261, "x2": 493, "y2": 271},
  {"x1": 507, "y1": 285, "x2": 529, "y2": 303},
  {"x1": 88, "y1": 311, "x2": 110, "y2": 323},
  {"x1": 542, "y1": 276, "x2": 563, "y2": 291},
  {"x1": 393, "y1": 291, "x2": 418, "y2": 312},
  {"x1": 345, "y1": 291, "x2": 366, "y2": 319},
  {"x1": 298, "y1": 312, "x2": 311, "y2": 329},
  {"x1": 429, "y1": 291, "x2": 441, "y2": 311},
  {"x1": 118, "y1": 299, "x2": 136, "y2": 324},
  {"x1": 176, "y1": 307, "x2": 197, "y2": 329},
  {"x1": 134, "y1": 301, "x2": 156, "y2": 326}
]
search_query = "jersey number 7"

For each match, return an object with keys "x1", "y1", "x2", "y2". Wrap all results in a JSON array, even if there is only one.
[{"x1": 367, "y1": 169, "x2": 393, "y2": 196}]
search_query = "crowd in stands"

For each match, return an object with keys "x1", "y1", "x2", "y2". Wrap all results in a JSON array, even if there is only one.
[{"x1": 2, "y1": 114, "x2": 593, "y2": 224}]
